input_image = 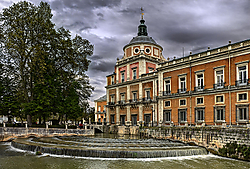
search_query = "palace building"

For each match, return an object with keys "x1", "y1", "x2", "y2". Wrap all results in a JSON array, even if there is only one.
[{"x1": 96, "y1": 12, "x2": 250, "y2": 128}]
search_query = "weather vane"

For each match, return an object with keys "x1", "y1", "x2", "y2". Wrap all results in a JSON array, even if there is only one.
[{"x1": 141, "y1": 7, "x2": 144, "y2": 20}]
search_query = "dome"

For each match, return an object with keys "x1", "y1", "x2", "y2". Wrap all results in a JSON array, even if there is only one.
[
  {"x1": 129, "y1": 36, "x2": 157, "y2": 45},
  {"x1": 123, "y1": 19, "x2": 162, "y2": 50}
]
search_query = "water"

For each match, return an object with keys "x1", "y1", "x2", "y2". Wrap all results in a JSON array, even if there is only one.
[
  {"x1": 0, "y1": 134, "x2": 250, "y2": 169},
  {"x1": 11, "y1": 134, "x2": 207, "y2": 158}
]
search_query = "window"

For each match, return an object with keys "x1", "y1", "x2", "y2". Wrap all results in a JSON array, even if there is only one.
[
  {"x1": 148, "y1": 67, "x2": 154, "y2": 73},
  {"x1": 165, "y1": 101, "x2": 170, "y2": 107},
  {"x1": 134, "y1": 48, "x2": 139, "y2": 54},
  {"x1": 197, "y1": 97, "x2": 204, "y2": 105},
  {"x1": 215, "y1": 70, "x2": 224, "y2": 88},
  {"x1": 120, "y1": 115, "x2": 126, "y2": 126},
  {"x1": 133, "y1": 69, "x2": 137, "y2": 80},
  {"x1": 238, "y1": 66, "x2": 247, "y2": 84},
  {"x1": 145, "y1": 48, "x2": 151, "y2": 54},
  {"x1": 132, "y1": 115, "x2": 137, "y2": 126},
  {"x1": 180, "y1": 99, "x2": 186, "y2": 106},
  {"x1": 237, "y1": 105, "x2": 248, "y2": 121},
  {"x1": 236, "y1": 62, "x2": 248, "y2": 86},
  {"x1": 111, "y1": 115, "x2": 115, "y2": 124},
  {"x1": 111, "y1": 76, "x2": 114, "y2": 85},
  {"x1": 154, "y1": 49, "x2": 158, "y2": 56},
  {"x1": 145, "y1": 90, "x2": 150, "y2": 100},
  {"x1": 195, "y1": 108, "x2": 205, "y2": 122},
  {"x1": 238, "y1": 93, "x2": 248, "y2": 101},
  {"x1": 111, "y1": 95, "x2": 115, "y2": 104},
  {"x1": 195, "y1": 73, "x2": 204, "y2": 91},
  {"x1": 144, "y1": 114, "x2": 151, "y2": 127},
  {"x1": 179, "y1": 77, "x2": 186, "y2": 93},
  {"x1": 164, "y1": 110, "x2": 171, "y2": 122},
  {"x1": 178, "y1": 109, "x2": 187, "y2": 122},
  {"x1": 121, "y1": 94, "x2": 125, "y2": 103},
  {"x1": 121, "y1": 72, "x2": 125, "y2": 83},
  {"x1": 215, "y1": 95, "x2": 224, "y2": 103},
  {"x1": 132, "y1": 92, "x2": 137, "y2": 102},
  {"x1": 164, "y1": 79, "x2": 171, "y2": 95},
  {"x1": 214, "y1": 106, "x2": 225, "y2": 121},
  {"x1": 103, "y1": 106, "x2": 106, "y2": 112},
  {"x1": 98, "y1": 106, "x2": 101, "y2": 112}
]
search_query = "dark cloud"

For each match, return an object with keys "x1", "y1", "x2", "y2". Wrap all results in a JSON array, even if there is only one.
[
  {"x1": 89, "y1": 60, "x2": 115, "y2": 73},
  {"x1": 4, "y1": 0, "x2": 250, "y2": 106},
  {"x1": 51, "y1": 0, "x2": 122, "y2": 10}
]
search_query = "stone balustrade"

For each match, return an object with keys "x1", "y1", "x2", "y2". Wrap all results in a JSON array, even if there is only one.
[
  {"x1": 0, "y1": 127, "x2": 94, "y2": 141},
  {"x1": 140, "y1": 127, "x2": 250, "y2": 151}
]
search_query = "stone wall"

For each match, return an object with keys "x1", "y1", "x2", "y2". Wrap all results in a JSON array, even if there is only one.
[
  {"x1": 0, "y1": 127, "x2": 94, "y2": 141},
  {"x1": 140, "y1": 127, "x2": 250, "y2": 151}
]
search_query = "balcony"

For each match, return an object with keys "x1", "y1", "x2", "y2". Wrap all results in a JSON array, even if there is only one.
[
  {"x1": 235, "y1": 79, "x2": 249, "y2": 87},
  {"x1": 162, "y1": 91, "x2": 171, "y2": 96},
  {"x1": 142, "y1": 97, "x2": 151, "y2": 102},
  {"x1": 129, "y1": 99, "x2": 138, "y2": 103},
  {"x1": 213, "y1": 82, "x2": 226, "y2": 89},
  {"x1": 118, "y1": 100, "x2": 126, "y2": 105},
  {"x1": 194, "y1": 86, "x2": 205, "y2": 92},
  {"x1": 108, "y1": 102, "x2": 116, "y2": 105},
  {"x1": 178, "y1": 88, "x2": 187, "y2": 94}
]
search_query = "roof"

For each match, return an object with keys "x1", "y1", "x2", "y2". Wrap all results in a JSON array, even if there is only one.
[
  {"x1": 123, "y1": 19, "x2": 162, "y2": 50},
  {"x1": 94, "y1": 95, "x2": 106, "y2": 102}
]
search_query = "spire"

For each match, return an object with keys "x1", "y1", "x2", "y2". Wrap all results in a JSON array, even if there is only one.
[
  {"x1": 138, "y1": 7, "x2": 148, "y2": 36},
  {"x1": 141, "y1": 7, "x2": 144, "y2": 20}
]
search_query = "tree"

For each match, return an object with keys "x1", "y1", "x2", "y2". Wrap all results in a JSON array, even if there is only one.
[{"x1": 0, "y1": 1, "x2": 94, "y2": 125}]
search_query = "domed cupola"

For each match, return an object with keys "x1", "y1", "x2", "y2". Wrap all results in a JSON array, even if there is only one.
[{"x1": 123, "y1": 9, "x2": 162, "y2": 51}]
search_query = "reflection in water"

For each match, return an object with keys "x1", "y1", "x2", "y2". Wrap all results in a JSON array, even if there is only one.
[{"x1": 0, "y1": 135, "x2": 250, "y2": 169}]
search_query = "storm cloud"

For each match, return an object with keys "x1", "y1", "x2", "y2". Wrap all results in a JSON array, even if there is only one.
[{"x1": 1, "y1": 0, "x2": 250, "y2": 106}]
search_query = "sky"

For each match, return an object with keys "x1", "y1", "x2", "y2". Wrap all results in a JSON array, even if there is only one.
[{"x1": 1, "y1": 0, "x2": 250, "y2": 107}]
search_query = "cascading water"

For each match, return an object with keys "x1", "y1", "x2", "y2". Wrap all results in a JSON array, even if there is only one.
[{"x1": 11, "y1": 136, "x2": 208, "y2": 158}]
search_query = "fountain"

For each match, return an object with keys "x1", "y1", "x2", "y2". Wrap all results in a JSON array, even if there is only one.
[{"x1": 11, "y1": 135, "x2": 208, "y2": 158}]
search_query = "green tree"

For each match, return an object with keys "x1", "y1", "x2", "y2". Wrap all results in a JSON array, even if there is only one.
[{"x1": 0, "y1": 1, "x2": 94, "y2": 125}]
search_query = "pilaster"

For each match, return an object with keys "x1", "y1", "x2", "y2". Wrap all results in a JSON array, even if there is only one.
[
  {"x1": 126, "y1": 105, "x2": 131, "y2": 126},
  {"x1": 116, "y1": 87, "x2": 120, "y2": 125},
  {"x1": 139, "y1": 82, "x2": 142, "y2": 100},
  {"x1": 106, "y1": 90, "x2": 110, "y2": 125},
  {"x1": 127, "y1": 64, "x2": 130, "y2": 81},
  {"x1": 159, "y1": 99, "x2": 163, "y2": 124},
  {"x1": 139, "y1": 105, "x2": 143, "y2": 123}
]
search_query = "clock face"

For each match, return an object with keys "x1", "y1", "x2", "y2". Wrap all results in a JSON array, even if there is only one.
[
  {"x1": 145, "y1": 47, "x2": 151, "y2": 54},
  {"x1": 134, "y1": 48, "x2": 140, "y2": 54}
]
